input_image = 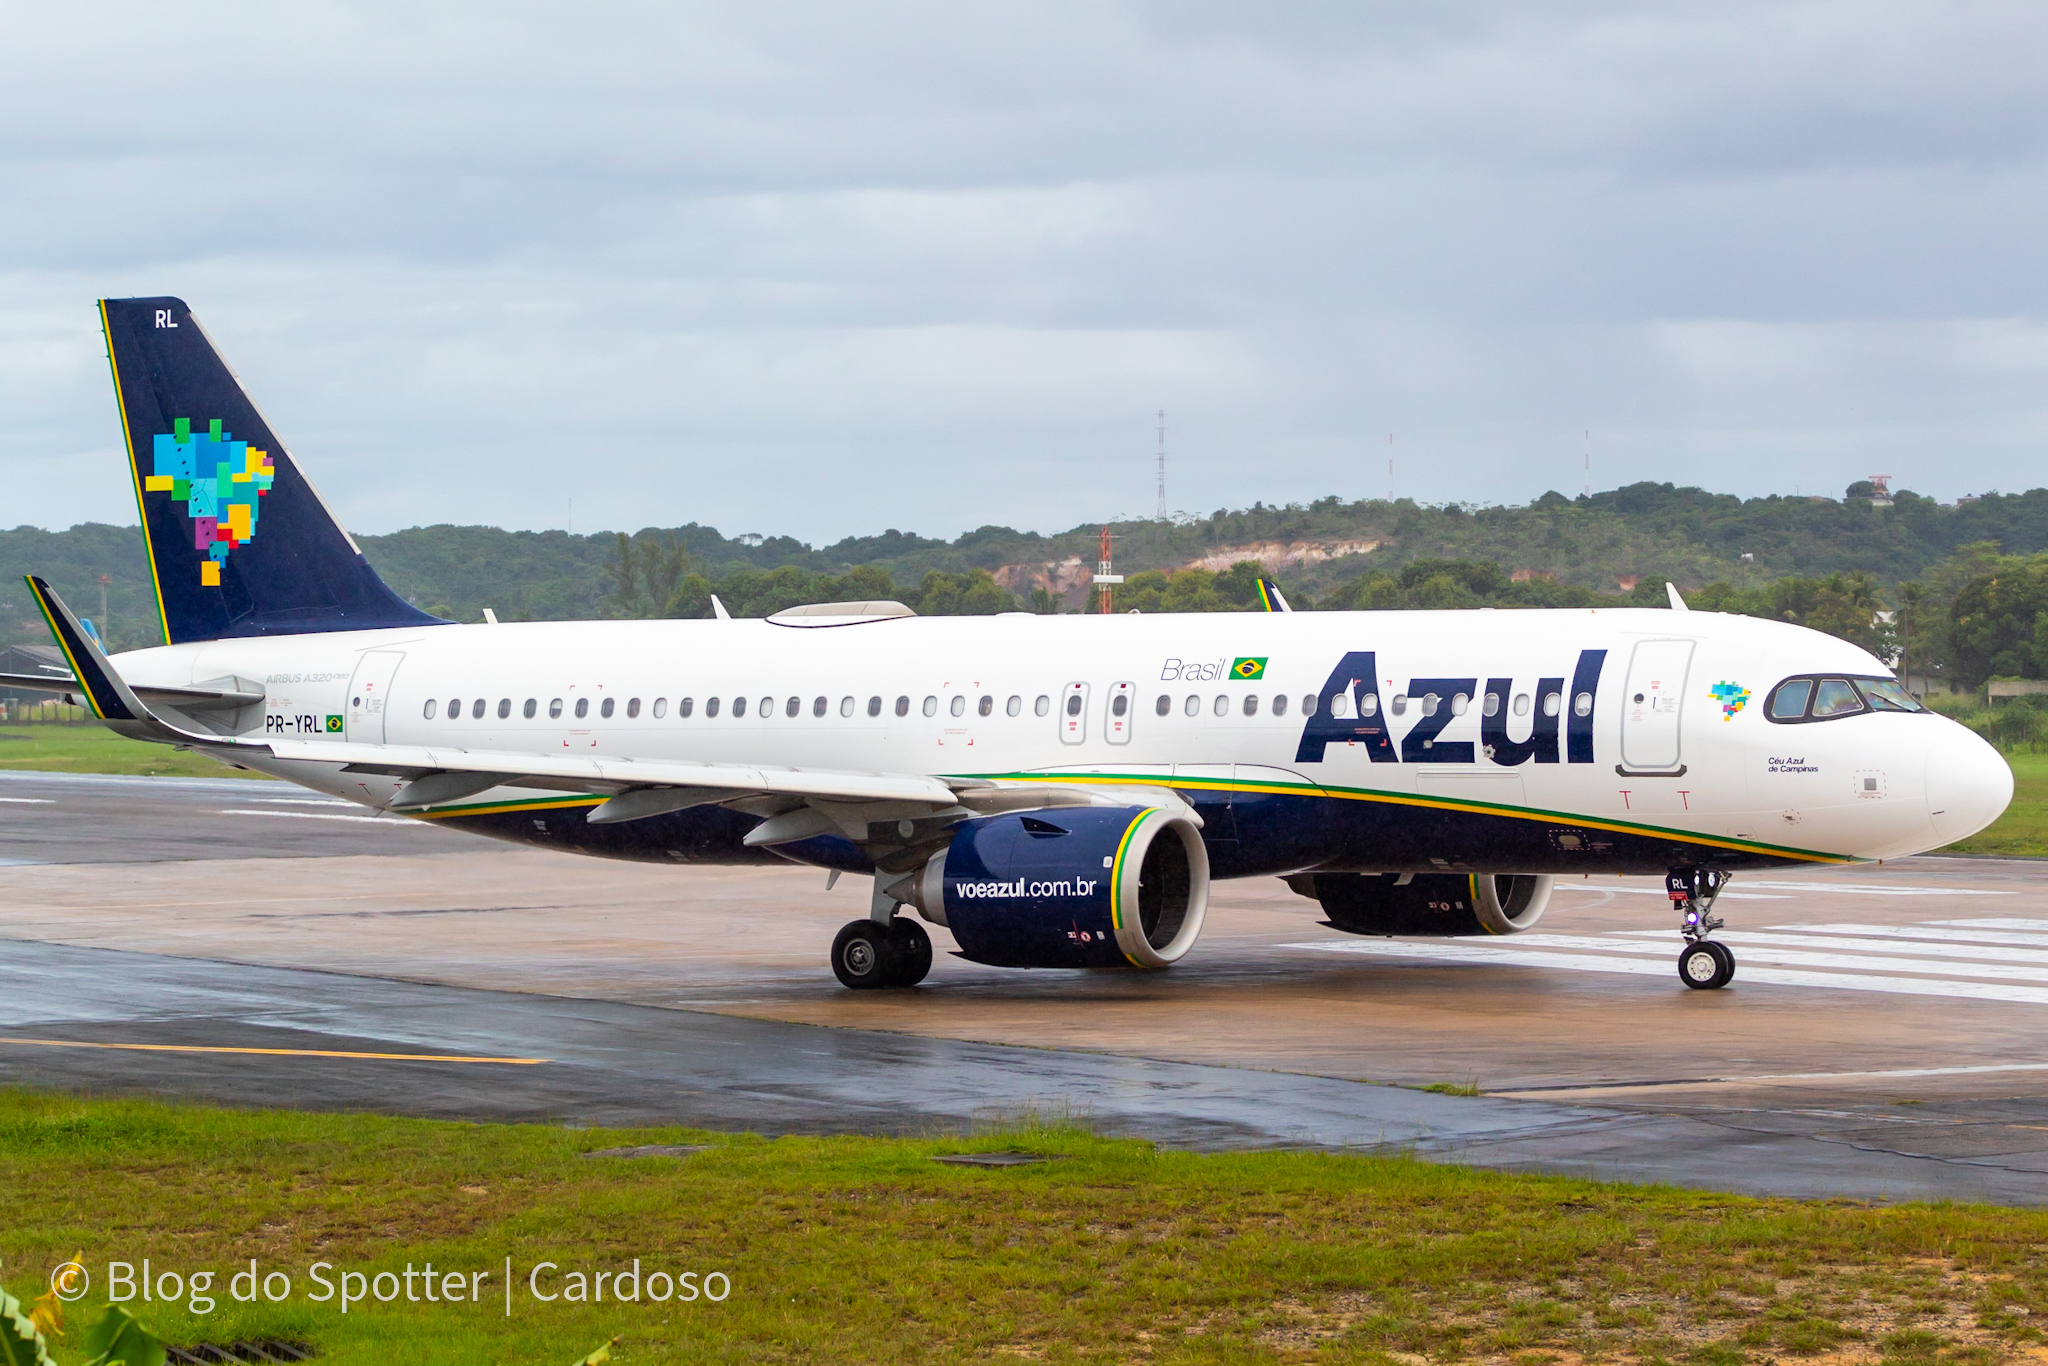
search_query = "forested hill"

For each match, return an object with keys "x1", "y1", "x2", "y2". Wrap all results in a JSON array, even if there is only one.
[{"x1": 7, "y1": 481, "x2": 2048, "y2": 653}]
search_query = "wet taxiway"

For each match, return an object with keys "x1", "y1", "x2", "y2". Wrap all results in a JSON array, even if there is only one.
[{"x1": 3, "y1": 768, "x2": 2046, "y2": 1203}]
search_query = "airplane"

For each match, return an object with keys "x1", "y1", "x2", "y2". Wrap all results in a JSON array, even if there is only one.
[{"x1": 5, "y1": 297, "x2": 2015, "y2": 994}]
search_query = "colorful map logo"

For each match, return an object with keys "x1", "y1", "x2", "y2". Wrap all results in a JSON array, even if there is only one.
[
  {"x1": 143, "y1": 417, "x2": 275, "y2": 585},
  {"x1": 1709, "y1": 681, "x2": 1751, "y2": 720}
]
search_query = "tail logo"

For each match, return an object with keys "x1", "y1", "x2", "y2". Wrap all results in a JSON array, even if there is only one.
[{"x1": 142, "y1": 417, "x2": 275, "y2": 586}]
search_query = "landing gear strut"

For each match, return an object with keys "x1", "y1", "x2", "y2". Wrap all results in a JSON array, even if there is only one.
[
  {"x1": 1669, "y1": 867, "x2": 1735, "y2": 990},
  {"x1": 830, "y1": 916, "x2": 933, "y2": 990}
]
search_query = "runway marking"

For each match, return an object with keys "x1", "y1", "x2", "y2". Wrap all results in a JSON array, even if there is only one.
[
  {"x1": 1554, "y1": 885, "x2": 1788, "y2": 901},
  {"x1": 1283, "y1": 916, "x2": 2048, "y2": 1007},
  {"x1": 1767, "y1": 923, "x2": 2048, "y2": 949},
  {"x1": 1614, "y1": 928, "x2": 2048, "y2": 967},
  {"x1": 217, "y1": 808, "x2": 431, "y2": 827},
  {"x1": 0, "y1": 1036, "x2": 546, "y2": 1064},
  {"x1": 1737, "y1": 880, "x2": 2012, "y2": 897},
  {"x1": 1940, "y1": 918, "x2": 2048, "y2": 932},
  {"x1": 1497, "y1": 1059, "x2": 2048, "y2": 1097},
  {"x1": 247, "y1": 797, "x2": 355, "y2": 808},
  {"x1": 0, "y1": 797, "x2": 53, "y2": 804}
]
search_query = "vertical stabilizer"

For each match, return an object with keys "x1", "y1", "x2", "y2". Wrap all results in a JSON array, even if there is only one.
[{"x1": 99, "y1": 297, "x2": 445, "y2": 644}]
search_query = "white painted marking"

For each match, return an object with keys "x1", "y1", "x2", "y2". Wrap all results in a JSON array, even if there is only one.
[
  {"x1": 1769, "y1": 922, "x2": 2048, "y2": 949},
  {"x1": 1739, "y1": 880, "x2": 2011, "y2": 897},
  {"x1": 1513, "y1": 933, "x2": 2048, "y2": 984},
  {"x1": 247, "y1": 798, "x2": 354, "y2": 807},
  {"x1": 1615, "y1": 928, "x2": 2048, "y2": 967},
  {"x1": 0, "y1": 798, "x2": 53, "y2": 804},
  {"x1": 217, "y1": 808, "x2": 431, "y2": 827},
  {"x1": 1281, "y1": 938, "x2": 2048, "y2": 1005},
  {"x1": 1937, "y1": 918, "x2": 2048, "y2": 932},
  {"x1": 1551, "y1": 884, "x2": 1788, "y2": 901}
]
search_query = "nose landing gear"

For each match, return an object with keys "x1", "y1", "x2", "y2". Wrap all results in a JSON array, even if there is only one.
[{"x1": 1669, "y1": 867, "x2": 1734, "y2": 990}]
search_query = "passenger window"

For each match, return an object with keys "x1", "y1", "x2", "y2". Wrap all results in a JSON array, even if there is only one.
[
  {"x1": 678, "y1": 697, "x2": 694, "y2": 718},
  {"x1": 574, "y1": 697, "x2": 589, "y2": 719},
  {"x1": 979, "y1": 695, "x2": 994, "y2": 717},
  {"x1": 1513, "y1": 693, "x2": 1530, "y2": 717},
  {"x1": 923, "y1": 696, "x2": 938, "y2": 717},
  {"x1": 1541, "y1": 692, "x2": 1561, "y2": 717},
  {"x1": 1421, "y1": 694, "x2": 1440, "y2": 717},
  {"x1": 869, "y1": 696, "x2": 883, "y2": 717},
  {"x1": 733, "y1": 696, "x2": 747, "y2": 718},
  {"x1": 628, "y1": 698, "x2": 641, "y2": 718},
  {"x1": 784, "y1": 697, "x2": 799, "y2": 718},
  {"x1": 1242, "y1": 695, "x2": 1258, "y2": 717},
  {"x1": 1066, "y1": 694, "x2": 1082, "y2": 717},
  {"x1": 1452, "y1": 693, "x2": 1469, "y2": 716},
  {"x1": 812, "y1": 697, "x2": 827, "y2": 718},
  {"x1": 1184, "y1": 694, "x2": 1200, "y2": 717},
  {"x1": 1212, "y1": 695, "x2": 1228, "y2": 717},
  {"x1": 1331, "y1": 692, "x2": 1355, "y2": 720},
  {"x1": 653, "y1": 698, "x2": 667, "y2": 718},
  {"x1": 1272, "y1": 694, "x2": 1288, "y2": 716},
  {"x1": 705, "y1": 697, "x2": 720, "y2": 717},
  {"x1": 472, "y1": 698, "x2": 486, "y2": 719},
  {"x1": 1389, "y1": 694, "x2": 1407, "y2": 716},
  {"x1": 1302, "y1": 695, "x2": 1317, "y2": 717},
  {"x1": 1573, "y1": 692, "x2": 1593, "y2": 717},
  {"x1": 1034, "y1": 695, "x2": 1050, "y2": 717},
  {"x1": 448, "y1": 698, "x2": 461, "y2": 719},
  {"x1": 896, "y1": 696, "x2": 910, "y2": 717},
  {"x1": 423, "y1": 699, "x2": 438, "y2": 719},
  {"x1": 1111, "y1": 694, "x2": 1128, "y2": 717},
  {"x1": 1360, "y1": 693, "x2": 1378, "y2": 717},
  {"x1": 951, "y1": 695, "x2": 966, "y2": 717},
  {"x1": 1812, "y1": 678, "x2": 1864, "y2": 718},
  {"x1": 601, "y1": 698, "x2": 616, "y2": 719},
  {"x1": 524, "y1": 698, "x2": 537, "y2": 719},
  {"x1": 1483, "y1": 692, "x2": 1500, "y2": 718},
  {"x1": 1155, "y1": 695, "x2": 1171, "y2": 717},
  {"x1": 763, "y1": 696, "x2": 777, "y2": 718},
  {"x1": 497, "y1": 698, "x2": 511, "y2": 719},
  {"x1": 1007, "y1": 695, "x2": 1022, "y2": 717},
  {"x1": 839, "y1": 697, "x2": 854, "y2": 717},
  {"x1": 549, "y1": 698, "x2": 563, "y2": 719}
]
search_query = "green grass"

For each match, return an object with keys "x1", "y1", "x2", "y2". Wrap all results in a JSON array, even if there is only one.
[
  {"x1": 0, "y1": 723, "x2": 269, "y2": 779},
  {"x1": 5, "y1": 1090, "x2": 2048, "y2": 1365}
]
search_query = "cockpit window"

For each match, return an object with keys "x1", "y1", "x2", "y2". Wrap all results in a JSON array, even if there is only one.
[
  {"x1": 1857, "y1": 678, "x2": 1925, "y2": 713},
  {"x1": 1811, "y1": 678, "x2": 1864, "y2": 718},
  {"x1": 1766, "y1": 674, "x2": 1925, "y2": 723},
  {"x1": 1768, "y1": 679, "x2": 1813, "y2": 720}
]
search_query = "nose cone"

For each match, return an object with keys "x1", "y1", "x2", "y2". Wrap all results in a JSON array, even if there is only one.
[{"x1": 1926, "y1": 725, "x2": 2014, "y2": 845}]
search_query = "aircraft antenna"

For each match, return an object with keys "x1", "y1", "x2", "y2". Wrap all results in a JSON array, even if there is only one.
[{"x1": 1155, "y1": 410, "x2": 1167, "y2": 521}]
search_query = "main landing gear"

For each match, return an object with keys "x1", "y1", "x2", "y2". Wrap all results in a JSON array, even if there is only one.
[
  {"x1": 1669, "y1": 867, "x2": 1734, "y2": 990},
  {"x1": 830, "y1": 916, "x2": 933, "y2": 990}
]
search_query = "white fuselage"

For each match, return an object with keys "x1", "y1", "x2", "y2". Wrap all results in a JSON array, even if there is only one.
[{"x1": 106, "y1": 606, "x2": 2012, "y2": 871}]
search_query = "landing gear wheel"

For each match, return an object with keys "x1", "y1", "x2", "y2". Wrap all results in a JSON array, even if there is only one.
[
  {"x1": 885, "y1": 918, "x2": 933, "y2": 987},
  {"x1": 832, "y1": 920, "x2": 894, "y2": 990},
  {"x1": 1679, "y1": 940, "x2": 1735, "y2": 990}
]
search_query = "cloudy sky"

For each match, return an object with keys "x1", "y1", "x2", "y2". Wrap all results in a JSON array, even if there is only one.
[{"x1": 3, "y1": 2, "x2": 2044, "y2": 542}]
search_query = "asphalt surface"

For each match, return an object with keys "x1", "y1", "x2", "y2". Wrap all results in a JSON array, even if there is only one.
[{"x1": 4, "y1": 767, "x2": 2047, "y2": 1205}]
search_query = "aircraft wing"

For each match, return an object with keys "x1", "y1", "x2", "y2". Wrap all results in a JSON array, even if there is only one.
[{"x1": 0, "y1": 669, "x2": 264, "y2": 711}]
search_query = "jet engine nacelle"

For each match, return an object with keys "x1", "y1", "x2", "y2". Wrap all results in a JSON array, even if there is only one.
[
  {"x1": 1303, "y1": 872, "x2": 1553, "y2": 937},
  {"x1": 902, "y1": 807, "x2": 1210, "y2": 969}
]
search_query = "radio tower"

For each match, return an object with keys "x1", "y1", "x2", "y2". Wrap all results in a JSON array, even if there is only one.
[
  {"x1": 1155, "y1": 410, "x2": 1167, "y2": 520},
  {"x1": 1094, "y1": 525, "x2": 1123, "y2": 614}
]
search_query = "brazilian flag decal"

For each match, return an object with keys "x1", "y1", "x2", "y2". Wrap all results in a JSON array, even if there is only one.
[
  {"x1": 1232, "y1": 657, "x2": 1268, "y2": 681},
  {"x1": 325, "y1": 715, "x2": 344, "y2": 733}
]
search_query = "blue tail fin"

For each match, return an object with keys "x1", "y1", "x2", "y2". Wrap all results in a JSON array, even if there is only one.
[{"x1": 99, "y1": 297, "x2": 446, "y2": 644}]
